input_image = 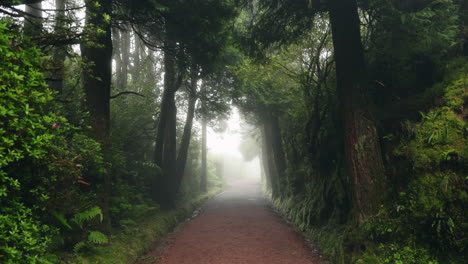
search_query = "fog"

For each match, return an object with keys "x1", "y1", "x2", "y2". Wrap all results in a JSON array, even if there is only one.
[{"x1": 207, "y1": 108, "x2": 261, "y2": 185}]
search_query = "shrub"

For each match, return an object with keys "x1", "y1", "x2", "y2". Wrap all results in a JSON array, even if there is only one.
[{"x1": 0, "y1": 19, "x2": 58, "y2": 264}]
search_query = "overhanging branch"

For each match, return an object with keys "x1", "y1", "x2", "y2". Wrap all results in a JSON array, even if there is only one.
[{"x1": 110, "y1": 91, "x2": 145, "y2": 99}]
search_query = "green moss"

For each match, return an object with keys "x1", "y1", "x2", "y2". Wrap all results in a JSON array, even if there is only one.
[
  {"x1": 60, "y1": 187, "x2": 223, "y2": 264},
  {"x1": 359, "y1": 64, "x2": 468, "y2": 263}
]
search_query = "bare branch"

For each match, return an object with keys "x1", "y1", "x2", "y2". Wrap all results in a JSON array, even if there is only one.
[{"x1": 110, "y1": 91, "x2": 145, "y2": 99}]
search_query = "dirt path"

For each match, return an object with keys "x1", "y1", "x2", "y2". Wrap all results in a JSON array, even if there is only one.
[{"x1": 136, "y1": 180, "x2": 325, "y2": 264}]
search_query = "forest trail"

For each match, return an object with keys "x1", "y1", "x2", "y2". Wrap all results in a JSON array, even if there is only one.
[{"x1": 135, "y1": 180, "x2": 325, "y2": 264}]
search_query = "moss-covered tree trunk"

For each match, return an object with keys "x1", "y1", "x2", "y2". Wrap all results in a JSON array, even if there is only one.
[{"x1": 329, "y1": 0, "x2": 386, "y2": 221}]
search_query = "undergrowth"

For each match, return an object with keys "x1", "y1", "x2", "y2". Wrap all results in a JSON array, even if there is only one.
[
  {"x1": 271, "y1": 59, "x2": 467, "y2": 264},
  {"x1": 60, "y1": 187, "x2": 223, "y2": 264},
  {"x1": 61, "y1": 188, "x2": 222, "y2": 264}
]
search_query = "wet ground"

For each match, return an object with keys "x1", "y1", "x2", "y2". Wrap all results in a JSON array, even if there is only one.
[{"x1": 136, "y1": 180, "x2": 325, "y2": 264}]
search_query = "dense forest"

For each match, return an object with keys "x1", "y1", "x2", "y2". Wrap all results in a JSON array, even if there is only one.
[{"x1": 0, "y1": 0, "x2": 466, "y2": 263}]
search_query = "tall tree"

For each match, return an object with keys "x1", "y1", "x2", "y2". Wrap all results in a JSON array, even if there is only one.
[
  {"x1": 24, "y1": 1, "x2": 42, "y2": 37},
  {"x1": 112, "y1": 27, "x2": 122, "y2": 89},
  {"x1": 153, "y1": 0, "x2": 237, "y2": 206},
  {"x1": 175, "y1": 68, "x2": 200, "y2": 192},
  {"x1": 49, "y1": 0, "x2": 67, "y2": 94},
  {"x1": 251, "y1": 0, "x2": 386, "y2": 220},
  {"x1": 81, "y1": 0, "x2": 113, "y2": 231},
  {"x1": 458, "y1": 0, "x2": 468, "y2": 55},
  {"x1": 81, "y1": 0, "x2": 113, "y2": 140},
  {"x1": 154, "y1": 32, "x2": 183, "y2": 207},
  {"x1": 328, "y1": 0, "x2": 386, "y2": 221},
  {"x1": 200, "y1": 82, "x2": 208, "y2": 193}
]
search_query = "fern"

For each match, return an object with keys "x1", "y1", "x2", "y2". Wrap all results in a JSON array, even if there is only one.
[
  {"x1": 51, "y1": 211, "x2": 72, "y2": 230},
  {"x1": 72, "y1": 206, "x2": 103, "y2": 228},
  {"x1": 73, "y1": 241, "x2": 87, "y2": 253},
  {"x1": 87, "y1": 231, "x2": 108, "y2": 244}
]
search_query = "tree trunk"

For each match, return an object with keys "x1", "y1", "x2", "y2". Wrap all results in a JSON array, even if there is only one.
[
  {"x1": 81, "y1": 0, "x2": 113, "y2": 231},
  {"x1": 260, "y1": 126, "x2": 272, "y2": 192},
  {"x1": 458, "y1": 0, "x2": 468, "y2": 55},
  {"x1": 121, "y1": 28, "x2": 130, "y2": 88},
  {"x1": 200, "y1": 103, "x2": 208, "y2": 193},
  {"x1": 49, "y1": 0, "x2": 66, "y2": 94},
  {"x1": 160, "y1": 91, "x2": 177, "y2": 206},
  {"x1": 329, "y1": 0, "x2": 386, "y2": 221},
  {"x1": 24, "y1": 2, "x2": 42, "y2": 37},
  {"x1": 112, "y1": 27, "x2": 122, "y2": 90},
  {"x1": 132, "y1": 34, "x2": 142, "y2": 81},
  {"x1": 154, "y1": 38, "x2": 182, "y2": 207},
  {"x1": 269, "y1": 113, "x2": 286, "y2": 194},
  {"x1": 175, "y1": 86, "x2": 198, "y2": 196},
  {"x1": 262, "y1": 115, "x2": 280, "y2": 197},
  {"x1": 81, "y1": 0, "x2": 112, "y2": 140}
]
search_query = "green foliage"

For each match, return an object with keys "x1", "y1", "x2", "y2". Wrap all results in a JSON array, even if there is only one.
[
  {"x1": 71, "y1": 207, "x2": 103, "y2": 229},
  {"x1": 53, "y1": 206, "x2": 108, "y2": 254},
  {"x1": 87, "y1": 231, "x2": 108, "y2": 245},
  {"x1": 0, "y1": 19, "x2": 58, "y2": 264},
  {"x1": 109, "y1": 186, "x2": 160, "y2": 230},
  {"x1": 232, "y1": 56, "x2": 298, "y2": 114},
  {"x1": 359, "y1": 66, "x2": 468, "y2": 263},
  {"x1": 365, "y1": 0, "x2": 460, "y2": 103},
  {"x1": 0, "y1": 204, "x2": 54, "y2": 264},
  {"x1": 0, "y1": 18, "x2": 108, "y2": 262},
  {"x1": 396, "y1": 106, "x2": 465, "y2": 170},
  {"x1": 359, "y1": 243, "x2": 439, "y2": 264},
  {"x1": 0, "y1": 21, "x2": 57, "y2": 166},
  {"x1": 62, "y1": 188, "x2": 223, "y2": 264}
]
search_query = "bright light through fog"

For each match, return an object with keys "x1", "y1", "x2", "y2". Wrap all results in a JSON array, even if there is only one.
[
  {"x1": 207, "y1": 108, "x2": 242, "y2": 157},
  {"x1": 207, "y1": 108, "x2": 261, "y2": 184}
]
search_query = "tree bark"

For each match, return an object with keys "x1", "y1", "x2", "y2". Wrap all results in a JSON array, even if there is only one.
[
  {"x1": 269, "y1": 113, "x2": 286, "y2": 193},
  {"x1": 262, "y1": 114, "x2": 281, "y2": 197},
  {"x1": 81, "y1": 0, "x2": 113, "y2": 231},
  {"x1": 154, "y1": 38, "x2": 182, "y2": 207},
  {"x1": 24, "y1": 1, "x2": 42, "y2": 37},
  {"x1": 132, "y1": 34, "x2": 142, "y2": 81},
  {"x1": 200, "y1": 98, "x2": 208, "y2": 193},
  {"x1": 260, "y1": 126, "x2": 272, "y2": 192},
  {"x1": 329, "y1": 0, "x2": 386, "y2": 221},
  {"x1": 81, "y1": 0, "x2": 112, "y2": 140},
  {"x1": 120, "y1": 28, "x2": 130, "y2": 88},
  {"x1": 458, "y1": 0, "x2": 468, "y2": 55},
  {"x1": 175, "y1": 84, "x2": 198, "y2": 196},
  {"x1": 112, "y1": 27, "x2": 122, "y2": 90},
  {"x1": 49, "y1": 0, "x2": 66, "y2": 94}
]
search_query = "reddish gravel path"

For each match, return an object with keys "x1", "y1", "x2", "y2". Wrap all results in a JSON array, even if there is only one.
[{"x1": 136, "y1": 181, "x2": 325, "y2": 264}]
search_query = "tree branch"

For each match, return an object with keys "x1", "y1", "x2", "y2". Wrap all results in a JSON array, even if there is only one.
[{"x1": 110, "y1": 91, "x2": 145, "y2": 99}]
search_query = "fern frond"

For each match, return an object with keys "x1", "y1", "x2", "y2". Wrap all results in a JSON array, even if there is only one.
[
  {"x1": 52, "y1": 211, "x2": 72, "y2": 230},
  {"x1": 72, "y1": 206, "x2": 103, "y2": 228},
  {"x1": 87, "y1": 231, "x2": 108, "y2": 244},
  {"x1": 73, "y1": 241, "x2": 87, "y2": 253}
]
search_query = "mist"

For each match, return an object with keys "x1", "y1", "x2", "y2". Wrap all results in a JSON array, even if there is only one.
[{"x1": 207, "y1": 108, "x2": 261, "y2": 185}]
